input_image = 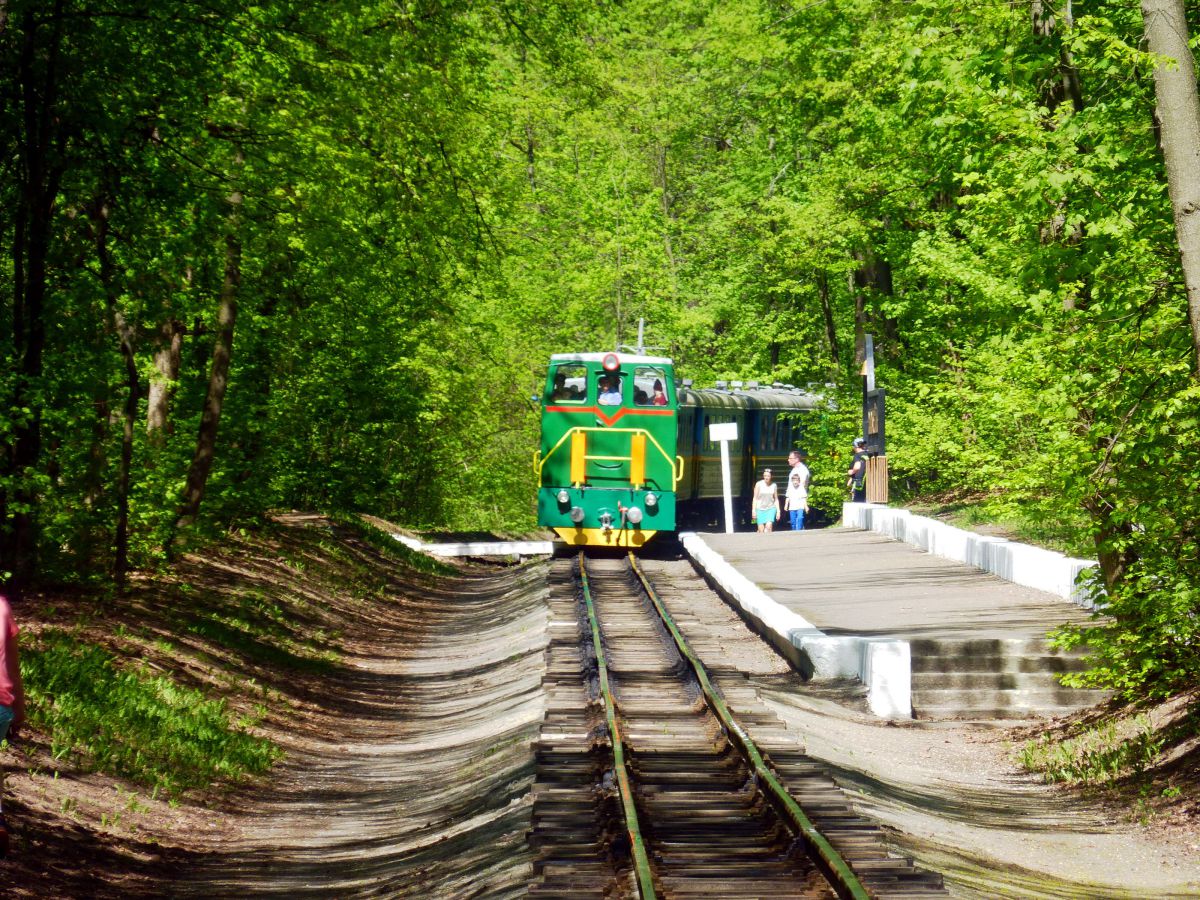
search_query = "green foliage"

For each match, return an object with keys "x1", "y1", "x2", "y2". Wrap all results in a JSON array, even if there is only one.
[
  {"x1": 1019, "y1": 715, "x2": 1165, "y2": 785},
  {"x1": 4, "y1": 0, "x2": 1200, "y2": 702},
  {"x1": 1053, "y1": 560, "x2": 1200, "y2": 702},
  {"x1": 331, "y1": 513, "x2": 457, "y2": 577},
  {"x1": 21, "y1": 629, "x2": 280, "y2": 794}
]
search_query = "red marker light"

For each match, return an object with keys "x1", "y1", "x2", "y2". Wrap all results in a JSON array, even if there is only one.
[{"x1": 602, "y1": 353, "x2": 620, "y2": 371}]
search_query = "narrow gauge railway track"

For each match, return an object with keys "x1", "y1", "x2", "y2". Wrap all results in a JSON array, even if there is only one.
[{"x1": 530, "y1": 553, "x2": 945, "y2": 899}]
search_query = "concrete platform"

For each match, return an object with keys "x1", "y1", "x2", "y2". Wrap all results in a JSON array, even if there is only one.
[
  {"x1": 703, "y1": 528, "x2": 1094, "y2": 640},
  {"x1": 689, "y1": 529, "x2": 1106, "y2": 720},
  {"x1": 392, "y1": 534, "x2": 554, "y2": 558}
]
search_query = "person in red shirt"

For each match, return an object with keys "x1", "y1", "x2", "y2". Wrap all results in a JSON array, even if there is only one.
[
  {"x1": 651, "y1": 379, "x2": 668, "y2": 406},
  {"x1": 0, "y1": 592, "x2": 22, "y2": 858},
  {"x1": 0, "y1": 594, "x2": 23, "y2": 743}
]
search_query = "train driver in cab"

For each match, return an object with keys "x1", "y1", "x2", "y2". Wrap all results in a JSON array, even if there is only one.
[{"x1": 598, "y1": 374, "x2": 622, "y2": 405}]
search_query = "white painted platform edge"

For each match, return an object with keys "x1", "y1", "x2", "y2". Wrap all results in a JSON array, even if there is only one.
[
  {"x1": 680, "y1": 532, "x2": 912, "y2": 719},
  {"x1": 390, "y1": 534, "x2": 554, "y2": 557},
  {"x1": 841, "y1": 504, "x2": 1102, "y2": 607}
]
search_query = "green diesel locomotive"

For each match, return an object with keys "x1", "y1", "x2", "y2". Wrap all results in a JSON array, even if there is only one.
[{"x1": 535, "y1": 352, "x2": 822, "y2": 547}]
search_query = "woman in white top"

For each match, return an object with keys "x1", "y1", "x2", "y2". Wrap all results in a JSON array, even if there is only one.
[{"x1": 751, "y1": 468, "x2": 780, "y2": 533}]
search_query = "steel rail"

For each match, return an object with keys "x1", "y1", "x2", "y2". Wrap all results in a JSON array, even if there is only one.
[
  {"x1": 628, "y1": 553, "x2": 872, "y2": 900},
  {"x1": 577, "y1": 554, "x2": 658, "y2": 900}
]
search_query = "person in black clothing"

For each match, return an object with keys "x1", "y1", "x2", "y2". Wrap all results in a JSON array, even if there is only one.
[{"x1": 846, "y1": 437, "x2": 868, "y2": 503}]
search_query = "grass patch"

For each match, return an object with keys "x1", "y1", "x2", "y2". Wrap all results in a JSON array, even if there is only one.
[
  {"x1": 21, "y1": 628, "x2": 281, "y2": 795},
  {"x1": 180, "y1": 611, "x2": 338, "y2": 673},
  {"x1": 1018, "y1": 715, "x2": 1165, "y2": 785},
  {"x1": 172, "y1": 586, "x2": 340, "y2": 674},
  {"x1": 335, "y1": 512, "x2": 458, "y2": 576}
]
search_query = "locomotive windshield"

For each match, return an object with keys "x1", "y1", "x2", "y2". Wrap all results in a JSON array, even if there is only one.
[
  {"x1": 597, "y1": 372, "x2": 623, "y2": 405},
  {"x1": 548, "y1": 363, "x2": 586, "y2": 403},
  {"x1": 634, "y1": 367, "x2": 670, "y2": 406}
]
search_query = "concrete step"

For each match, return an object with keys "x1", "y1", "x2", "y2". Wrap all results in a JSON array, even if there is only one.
[
  {"x1": 908, "y1": 634, "x2": 1106, "y2": 718},
  {"x1": 909, "y1": 671, "x2": 1080, "y2": 691},
  {"x1": 913, "y1": 704, "x2": 1105, "y2": 721},
  {"x1": 908, "y1": 637, "x2": 1075, "y2": 657},
  {"x1": 911, "y1": 653, "x2": 1088, "y2": 674},
  {"x1": 912, "y1": 686, "x2": 1109, "y2": 713}
]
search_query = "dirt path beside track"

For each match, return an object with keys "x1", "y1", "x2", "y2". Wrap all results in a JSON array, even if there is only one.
[
  {"x1": 2, "y1": 518, "x2": 547, "y2": 898},
  {"x1": 178, "y1": 562, "x2": 548, "y2": 897}
]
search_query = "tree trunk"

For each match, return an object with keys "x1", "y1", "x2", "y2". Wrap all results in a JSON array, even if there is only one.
[
  {"x1": 850, "y1": 268, "x2": 867, "y2": 366},
  {"x1": 1142, "y1": 0, "x2": 1200, "y2": 374},
  {"x1": 4, "y1": 4, "x2": 66, "y2": 591},
  {"x1": 656, "y1": 143, "x2": 678, "y2": 297},
  {"x1": 91, "y1": 198, "x2": 137, "y2": 589},
  {"x1": 1083, "y1": 495, "x2": 1136, "y2": 591},
  {"x1": 175, "y1": 183, "x2": 243, "y2": 532},
  {"x1": 817, "y1": 271, "x2": 841, "y2": 370},
  {"x1": 147, "y1": 319, "x2": 183, "y2": 438},
  {"x1": 1032, "y1": 0, "x2": 1084, "y2": 113}
]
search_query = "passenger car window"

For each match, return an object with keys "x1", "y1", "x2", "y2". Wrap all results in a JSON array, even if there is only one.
[
  {"x1": 703, "y1": 415, "x2": 736, "y2": 450},
  {"x1": 547, "y1": 364, "x2": 586, "y2": 404}
]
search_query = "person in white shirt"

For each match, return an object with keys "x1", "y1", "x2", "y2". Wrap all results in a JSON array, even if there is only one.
[
  {"x1": 785, "y1": 472, "x2": 808, "y2": 530},
  {"x1": 598, "y1": 374, "x2": 622, "y2": 405},
  {"x1": 787, "y1": 450, "x2": 810, "y2": 492}
]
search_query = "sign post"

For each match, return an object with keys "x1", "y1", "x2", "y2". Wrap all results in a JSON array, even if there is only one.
[
  {"x1": 861, "y1": 333, "x2": 889, "y2": 503},
  {"x1": 709, "y1": 421, "x2": 739, "y2": 534}
]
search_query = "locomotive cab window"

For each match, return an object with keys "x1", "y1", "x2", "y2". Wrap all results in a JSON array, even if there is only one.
[
  {"x1": 597, "y1": 371, "x2": 623, "y2": 405},
  {"x1": 634, "y1": 367, "x2": 670, "y2": 406},
  {"x1": 548, "y1": 364, "x2": 586, "y2": 404}
]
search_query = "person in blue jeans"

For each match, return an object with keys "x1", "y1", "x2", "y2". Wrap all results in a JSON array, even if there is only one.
[
  {"x1": 785, "y1": 471, "x2": 808, "y2": 530},
  {"x1": 0, "y1": 594, "x2": 22, "y2": 744}
]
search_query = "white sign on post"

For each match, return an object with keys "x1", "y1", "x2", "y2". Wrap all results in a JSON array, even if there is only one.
[{"x1": 708, "y1": 422, "x2": 739, "y2": 534}]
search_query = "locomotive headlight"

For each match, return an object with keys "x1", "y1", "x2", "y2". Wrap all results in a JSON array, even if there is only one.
[
  {"x1": 626, "y1": 506, "x2": 643, "y2": 525},
  {"x1": 644, "y1": 492, "x2": 658, "y2": 508},
  {"x1": 556, "y1": 489, "x2": 570, "y2": 504},
  {"x1": 569, "y1": 506, "x2": 585, "y2": 523}
]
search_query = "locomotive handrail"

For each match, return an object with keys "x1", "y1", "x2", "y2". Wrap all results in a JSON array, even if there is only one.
[{"x1": 535, "y1": 426, "x2": 682, "y2": 488}]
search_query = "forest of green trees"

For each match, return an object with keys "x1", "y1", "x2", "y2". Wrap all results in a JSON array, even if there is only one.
[{"x1": 4, "y1": 1, "x2": 1199, "y2": 700}]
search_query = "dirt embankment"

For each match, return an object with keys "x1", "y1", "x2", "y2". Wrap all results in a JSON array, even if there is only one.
[
  {"x1": 4, "y1": 517, "x2": 1198, "y2": 898},
  {"x1": 2, "y1": 514, "x2": 546, "y2": 898}
]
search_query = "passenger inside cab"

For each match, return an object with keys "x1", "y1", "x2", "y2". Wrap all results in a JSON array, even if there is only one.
[
  {"x1": 549, "y1": 364, "x2": 585, "y2": 403},
  {"x1": 598, "y1": 373, "x2": 623, "y2": 405},
  {"x1": 634, "y1": 367, "x2": 670, "y2": 406}
]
